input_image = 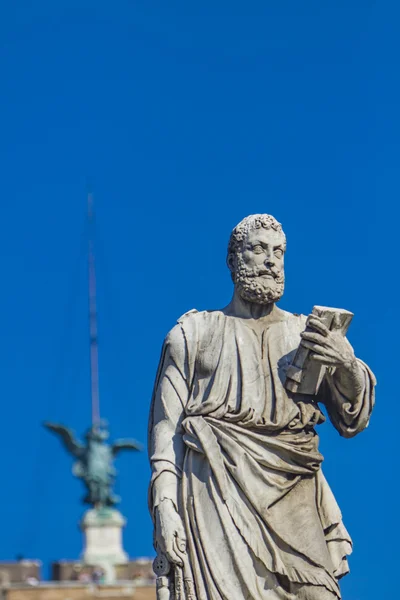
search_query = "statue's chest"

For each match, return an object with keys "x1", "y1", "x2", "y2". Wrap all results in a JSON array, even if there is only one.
[
  {"x1": 194, "y1": 320, "x2": 301, "y2": 385},
  {"x1": 86, "y1": 445, "x2": 111, "y2": 468}
]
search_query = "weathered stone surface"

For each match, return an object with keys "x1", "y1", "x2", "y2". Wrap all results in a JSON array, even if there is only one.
[{"x1": 148, "y1": 214, "x2": 376, "y2": 599}]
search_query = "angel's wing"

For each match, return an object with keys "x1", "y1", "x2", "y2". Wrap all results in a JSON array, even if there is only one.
[
  {"x1": 111, "y1": 438, "x2": 142, "y2": 456},
  {"x1": 43, "y1": 422, "x2": 84, "y2": 457}
]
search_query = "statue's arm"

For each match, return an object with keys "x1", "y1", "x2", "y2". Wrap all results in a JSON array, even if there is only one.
[
  {"x1": 148, "y1": 323, "x2": 189, "y2": 520},
  {"x1": 301, "y1": 313, "x2": 376, "y2": 438},
  {"x1": 318, "y1": 358, "x2": 376, "y2": 438}
]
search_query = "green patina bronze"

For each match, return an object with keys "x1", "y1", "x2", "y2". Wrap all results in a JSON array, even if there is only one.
[{"x1": 44, "y1": 420, "x2": 141, "y2": 507}]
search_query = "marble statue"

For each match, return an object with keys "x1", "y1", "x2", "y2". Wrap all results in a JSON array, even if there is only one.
[
  {"x1": 148, "y1": 214, "x2": 376, "y2": 599},
  {"x1": 44, "y1": 420, "x2": 141, "y2": 507}
]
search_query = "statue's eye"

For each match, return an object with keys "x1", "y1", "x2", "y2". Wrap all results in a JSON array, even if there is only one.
[
  {"x1": 274, "y1": 249, "x2": 283, "y2": 258},
  {"x1": 252, "y1": 245, "x2": 264, "y2": 254}
]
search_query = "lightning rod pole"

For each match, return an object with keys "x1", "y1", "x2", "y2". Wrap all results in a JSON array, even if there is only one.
[{"x1": 88, "y1": 193, "x2": 100, "y2": 426}]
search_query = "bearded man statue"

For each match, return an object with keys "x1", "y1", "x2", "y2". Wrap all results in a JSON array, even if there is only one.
[{"x1": 148, "y1": 214, "x2": 376, "y2": 600}]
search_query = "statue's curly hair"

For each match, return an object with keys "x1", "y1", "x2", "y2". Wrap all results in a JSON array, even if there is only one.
[{"x1": 227, "y1": 214, "x2": 286, "y2": 270}]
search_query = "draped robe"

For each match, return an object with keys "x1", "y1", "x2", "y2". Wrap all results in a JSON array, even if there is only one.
[{"x1": 148, "y1": 308, "x2": 375, "y2": 599}]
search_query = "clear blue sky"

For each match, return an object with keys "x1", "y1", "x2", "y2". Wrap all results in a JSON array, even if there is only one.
[{"x1": 0, "y1": 2, "x2": 396, "y2": 597}]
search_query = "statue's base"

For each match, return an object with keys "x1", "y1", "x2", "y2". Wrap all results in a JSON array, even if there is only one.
[{"x1": 80, "y1": 507, "x2": 128, "y2": 583}]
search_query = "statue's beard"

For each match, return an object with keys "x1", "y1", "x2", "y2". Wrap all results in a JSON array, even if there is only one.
[{"x1": 234, "y1": 258, "x2": 285, "y2": 305}]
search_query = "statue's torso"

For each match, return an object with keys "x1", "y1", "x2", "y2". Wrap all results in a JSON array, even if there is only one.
[
  {"x1": 84, "y1": 442, "x2": 114, "y2": 481},
  {"x1": 178, "y1": 308, "x2": 325, "y2": 433}
]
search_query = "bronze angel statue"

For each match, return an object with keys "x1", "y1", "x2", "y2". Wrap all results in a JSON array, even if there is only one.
[{"x1": 44, "y1": 420, "x2": 141, "y2": 507}]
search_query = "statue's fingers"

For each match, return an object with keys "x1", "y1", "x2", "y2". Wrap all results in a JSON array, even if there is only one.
[
  {"x1": 301, "y1": 331, "x2": 327, "y2": 345},
  {"x1": 302, "y1": 335, "x2": 341, "y2": 356},
  {"x1": 174, "y1": 535, "x2": 187, "y2": 554},
  {"x1": 301, "y1": 340, "x2": 326, "y2": 354},
  {"x1": 165, "y1": 545, "x2": 183, "y2": 567},
  {"x1": 175, "y1": 524, "x2": 187, "y2": 542},
  {"x1": 310, "y1": 354, "x2": 341, "y2": 366},
  {"x1": 307, "y1": 316, "x2": 330, "y2": 336},
  {"x1": 301, "y1": 340, "x2": 339, "y2": 359}
]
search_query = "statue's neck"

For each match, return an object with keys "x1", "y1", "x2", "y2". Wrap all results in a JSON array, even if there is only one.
[{"x1": 224, "y1": 289, "x2": 277, "y2": 321}]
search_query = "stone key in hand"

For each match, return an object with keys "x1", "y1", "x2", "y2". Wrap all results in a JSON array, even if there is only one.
[
  {"x1": 285, "y1": 306, "x2": 354, "y2": 395},
  {"x1": 154, "y1": 552, "x2": 171, "y2": 600}
]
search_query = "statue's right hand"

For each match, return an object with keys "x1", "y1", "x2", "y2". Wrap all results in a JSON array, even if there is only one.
[{"x1": 155, "y1": 498, "x2": 187, "y2": 566}]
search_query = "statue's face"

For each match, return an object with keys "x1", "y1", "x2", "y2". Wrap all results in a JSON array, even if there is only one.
[{"x1": 232, "y1": 227, "x2": 285, "y2": 304}]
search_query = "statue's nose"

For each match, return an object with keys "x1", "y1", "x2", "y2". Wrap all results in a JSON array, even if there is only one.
[{"x1": 264, "y1": 252, "x2": 275, "y2": 267}]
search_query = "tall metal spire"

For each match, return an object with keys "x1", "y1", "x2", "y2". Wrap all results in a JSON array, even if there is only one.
[{"x1": 87, "y1": 193, "x2": 100, "y2": 426}]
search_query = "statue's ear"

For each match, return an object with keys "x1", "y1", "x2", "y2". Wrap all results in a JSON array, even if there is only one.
[
  {"x1": 226, "y1": 252, "x2": 235, "y2": 274},
  {"x1": 226, "y1": 252, "x2": 238, "y2": 283}
]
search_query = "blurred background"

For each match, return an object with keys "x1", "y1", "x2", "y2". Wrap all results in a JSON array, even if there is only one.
[{"x1": 0, "y1": 2, "x2": 396, "y2": 599}]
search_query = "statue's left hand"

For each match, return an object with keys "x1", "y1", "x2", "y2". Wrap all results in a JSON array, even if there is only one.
[{"x1": 300, "y1": 313, "x2": 357, "y2": 372}]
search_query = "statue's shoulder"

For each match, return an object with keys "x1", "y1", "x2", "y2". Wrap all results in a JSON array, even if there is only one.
[
  {"x1": 177, "y1": 308, "x2": 199, "y2": 324},
  {"x1": 164, "y1": 309, "x2": 218, "y2": 354},
  {"x1": 177, "y1": 308, "x2": 224, "y2": 325},
  {"x1": 164, "y1": 309, "x2": 200, "y2": 349},
  {"x1": 175, "y1": 308, "x2": 224, "y2": 341}
]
